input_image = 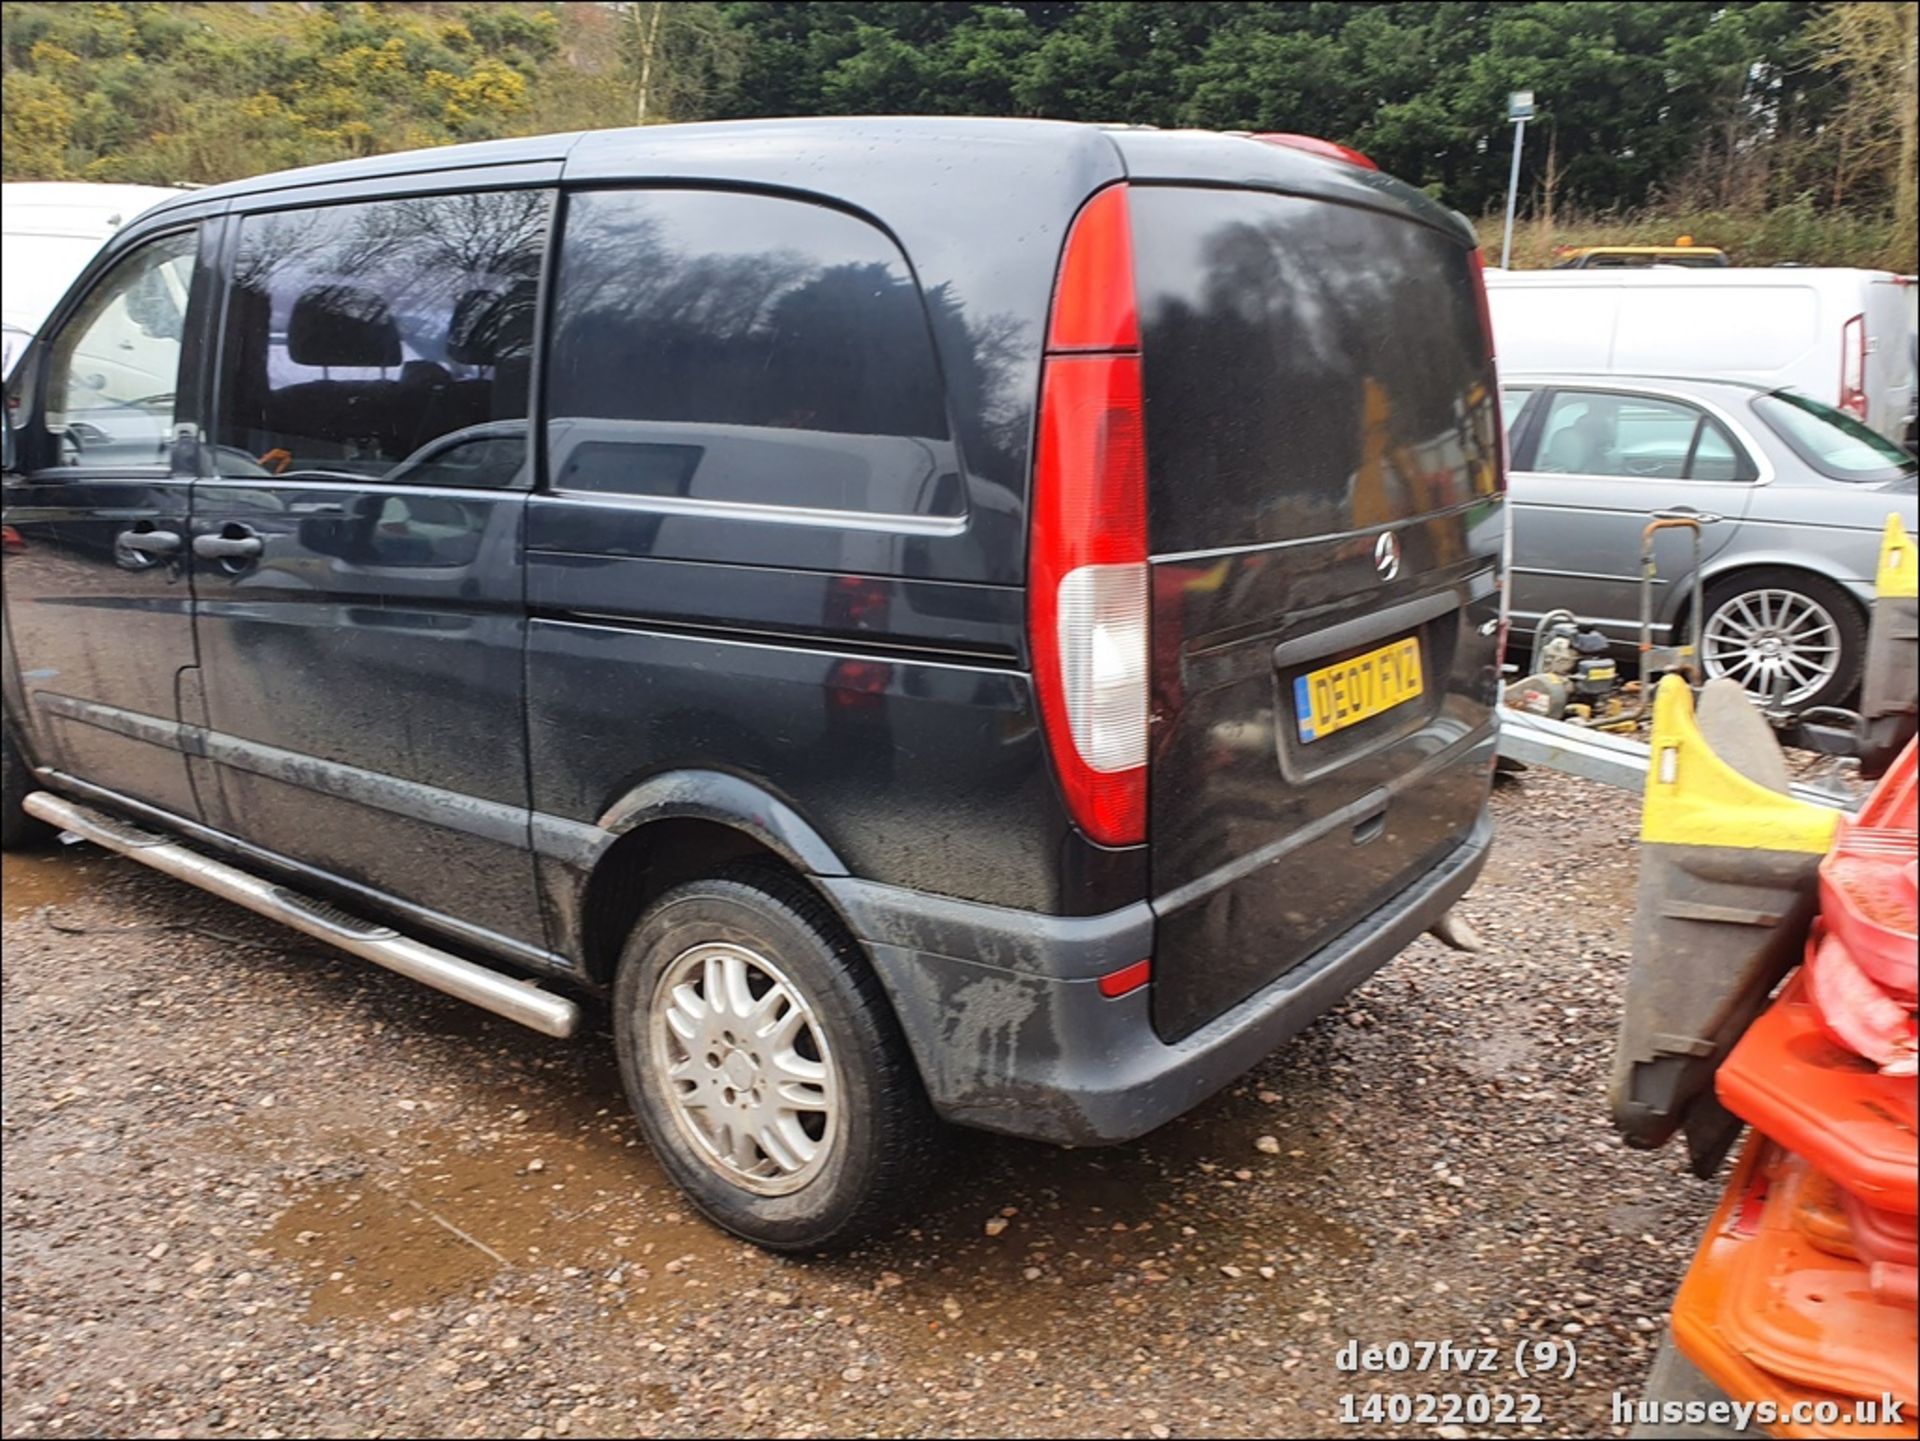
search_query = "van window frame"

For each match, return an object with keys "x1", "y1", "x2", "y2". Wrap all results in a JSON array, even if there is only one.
[
  {"x1": 12, "y1": 217, "x2": 217, "y2": 483},
  {"x1": 536, "y1": 183, "x2": 967, "y2": 535},
  {"x1": 206, "y1": 179, "x2": 560, "y2": 496}
]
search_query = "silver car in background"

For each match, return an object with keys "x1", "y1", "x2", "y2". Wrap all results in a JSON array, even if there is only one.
[{"x1": 1501, "y1": 373, "x2": 1919, "y2": 709}]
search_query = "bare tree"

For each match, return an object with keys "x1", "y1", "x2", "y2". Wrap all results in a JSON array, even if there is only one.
[
  {"x1": 612, "y1": 1, "x2": 746, "y2": 126},
  {"x1": 1809, "y1": 0, "x2": 1918, "y2": 251}
]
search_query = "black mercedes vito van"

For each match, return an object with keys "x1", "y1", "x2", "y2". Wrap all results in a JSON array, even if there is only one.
[{"x1": 1, "y1": 119, "x2": 1505, "y2": 1249}]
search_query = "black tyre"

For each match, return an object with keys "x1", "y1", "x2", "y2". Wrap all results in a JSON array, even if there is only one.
[
  {"x1": 1698, "y1": 568, "x2": 1867, "y2": 711},
  {"x1": 611, "y1": 865, "x2": 941, "y2": 1251},
  {"x1": 1, "y1": 720, "x2": 56, "y2": 852}
]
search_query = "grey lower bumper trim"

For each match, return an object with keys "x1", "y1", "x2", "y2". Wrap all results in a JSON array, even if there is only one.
[
  {"x1": 837, "y1": 811, "x2": 1494, "y2": 1146},
  {"x1": 22, "y1": 791, "x2": 579, "y2": 1040},
  {"x1": 823, "y1": 877, "x2": 1155, "y2": 983}
]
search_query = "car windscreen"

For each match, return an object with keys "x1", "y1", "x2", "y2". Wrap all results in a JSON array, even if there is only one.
[{"x1": 1751, "y1": 390, "x2": 1917, "y2": 483}]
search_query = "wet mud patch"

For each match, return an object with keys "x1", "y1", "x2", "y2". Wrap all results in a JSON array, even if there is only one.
[{"x1": 2, "y1": 847, "x2": 128, "y2": 918}]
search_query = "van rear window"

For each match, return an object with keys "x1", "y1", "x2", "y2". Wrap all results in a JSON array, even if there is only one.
[
  {"x1": 547, "y1": 189, "x2": 962, "y2": 520},
  {"x1": 1129, "y1": 187, "x2": 1497, "y2": 554}
]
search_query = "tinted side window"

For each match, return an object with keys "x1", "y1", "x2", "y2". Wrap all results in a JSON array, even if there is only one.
[
  {"x1": 43, "y1": 228, "x2": 197, "y2": 471},
  {"x1": 547, "y1": 189, "x2": 960, "y2": 518},
  {"x1": 216, "y1": 190, "x2": 550, "y2": 487}
]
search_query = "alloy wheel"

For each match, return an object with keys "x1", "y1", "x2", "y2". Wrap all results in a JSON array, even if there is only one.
[
  {"x1": 649, "y1": 941, "x2": 840, "y2": 1196},
  {"x1": 1701, "y1": 587, "x2": 1841, "y2": 708}
]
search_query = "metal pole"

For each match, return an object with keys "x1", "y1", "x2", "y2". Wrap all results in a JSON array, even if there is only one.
[{"x1": 1500, "y1": 117, "x2": 1527, "y2": 270}]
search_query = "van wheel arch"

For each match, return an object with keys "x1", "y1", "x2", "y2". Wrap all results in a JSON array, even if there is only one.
[{"x1": 579, "y1": 815, "x2": 865, "y2": 990}]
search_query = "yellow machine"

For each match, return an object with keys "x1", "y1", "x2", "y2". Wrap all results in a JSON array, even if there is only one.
[{"x1": 1551, "y1": 240, "x2": 1730, "y2": 269}]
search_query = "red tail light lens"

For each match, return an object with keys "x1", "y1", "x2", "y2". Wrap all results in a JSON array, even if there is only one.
[
  {"x1": 1031, "y1": 354, "x2": 1149, "y2": 843},
  {"x1": 1840, "y1": 313, "x2": 1868, "y2": 421},
  {"x1": 1031, "y1": 185, "x2": 1149, "y2": 847},
  {"x1": 1046, "y1": 184, "x2": 1139, "y2": 353}
]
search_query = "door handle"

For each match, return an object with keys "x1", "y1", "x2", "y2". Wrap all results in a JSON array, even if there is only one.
[
  {"x1": 193, "y1": 530, "x2": 264, "y2": 560},
  {"x1": 118, "y1": 529, "x2": 182, "y2": 556}
]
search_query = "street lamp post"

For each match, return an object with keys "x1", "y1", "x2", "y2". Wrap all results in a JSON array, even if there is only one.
[{"x1": 1500, "y1": 90, "x2": 1535, "y2": 271}]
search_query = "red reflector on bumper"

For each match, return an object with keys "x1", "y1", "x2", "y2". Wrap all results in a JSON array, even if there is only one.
[{"x1": 1098, "y1": 959, "x2": 1152, "y2": 999}]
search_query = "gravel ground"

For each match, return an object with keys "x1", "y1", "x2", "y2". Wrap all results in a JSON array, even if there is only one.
[{"x1": 3, "y1": 769, "x2": 1729, "y2": 1440}]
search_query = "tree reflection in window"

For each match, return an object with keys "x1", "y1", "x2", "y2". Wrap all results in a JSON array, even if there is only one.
[{"x1": 217, "y1": 189, "x2": 549, "y2": 488}]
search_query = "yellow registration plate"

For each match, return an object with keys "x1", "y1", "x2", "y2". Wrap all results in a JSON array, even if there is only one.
[{"x1": 1294, "y1": 637, "x2": 1424, "y2": 743}]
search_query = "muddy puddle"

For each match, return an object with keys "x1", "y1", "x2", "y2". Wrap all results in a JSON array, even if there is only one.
[
  {"x1": 1, "y1": 846, "x2": 124, "y2": 919},
  {"x1": 10, "y1": 839, "x2": 1376, "y2": 1364},
  {"x1": 258, "y1": 1069, "x2": 746, "y2": 1324},
  {"x1": 251, "y1": 1049, "x2": 1366, "y2": 1362}
]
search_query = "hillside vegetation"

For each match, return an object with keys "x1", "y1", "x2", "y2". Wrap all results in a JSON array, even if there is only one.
[{"x1": 2, "y1": 1, "x2": 1913, "y2": 271}]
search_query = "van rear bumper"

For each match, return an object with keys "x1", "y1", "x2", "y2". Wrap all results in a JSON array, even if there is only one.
[{"x1": 822, "y1": 807, "x2": 1494, "y2": 1146}]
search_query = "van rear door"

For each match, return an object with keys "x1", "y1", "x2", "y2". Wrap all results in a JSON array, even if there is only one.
[
  {"x1": 1128, "y1": 184, "x2": 1505, "y2": 1041},
  {"x1": 1866, "y1": 275, "x2": 1915, "y2": 443}
]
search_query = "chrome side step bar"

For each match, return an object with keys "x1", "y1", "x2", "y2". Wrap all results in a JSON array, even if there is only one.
[{"x1": 21, "y1": 791, "x2": 579, "y2": 1039}]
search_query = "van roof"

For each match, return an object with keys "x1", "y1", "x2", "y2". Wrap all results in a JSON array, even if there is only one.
[
  {"x1": 143, "y1": 116, "x2": 1469, "y2": 243},
  {"x1": 2, "y1": 182, "x2": 194, "y2": 232}
]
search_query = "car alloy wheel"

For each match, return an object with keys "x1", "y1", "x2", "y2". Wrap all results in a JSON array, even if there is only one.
[
  {"x1": 649, "y1": 940, "x2": 840, "y2": 1197},
  {"x1": 1701, "y1": 586, "x2": 1842, "y2": 709}
]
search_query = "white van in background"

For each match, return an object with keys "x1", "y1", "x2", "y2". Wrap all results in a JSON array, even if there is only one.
[
  {"x1": 2, "y1": 182, "x2": 191, "y2": 375},
  {"x1": 1485, "y1": 267, "x2": 1916, "y2": 444}
]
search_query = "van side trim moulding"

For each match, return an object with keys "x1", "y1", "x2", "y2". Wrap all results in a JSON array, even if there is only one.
[
  {"x1": 538, "y1": 489, "x2": 968, "y2": 537},
  {"x1": 32, "y1": 692, "x2": 850, "y2": 896}
]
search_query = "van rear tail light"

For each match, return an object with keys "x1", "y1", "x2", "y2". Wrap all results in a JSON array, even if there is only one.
[
  {"x1": 1056, "y1": 558, "x2": 1149, "y2": 770},
  {"x1": 1840, "y1": 313, "x2": 1868, "y2": 421},
  {"x1": 1046, "y1": 184, "x2": 1139, "y2": 352},
  {"x1": 1031, "y1": 184, "x2": 1148, "y2": 847},
  {"x1": 1031, "y1": 354, "x2": 1149, "y2": 843}
]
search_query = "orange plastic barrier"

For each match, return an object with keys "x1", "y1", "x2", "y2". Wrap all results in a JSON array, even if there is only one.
[
  {"x1": 1717, "y1": 974, "x2": 1918, "y2": 1215},
  {"x1": 1812, "y1": 739, "x2": 1918, "y2": 1068},
  {"x1": 1792, "y1": 1167, "x2": 1861, "y2": 1259},
  {"x1": 1841, "y1": 1191, "x2": 1919, "y2": 1271},
  {"x1": 1820, "y1": 840, "x2": 1917, "y2": 1003},
  {"x1": 1672, "y1": 1139, "x2": 1920, "y2": 1439},
  {"x1": 1854, "y1": 741, "x2": 1916, "y2": 832},
  {"x1": 1717, "y1": 1153, "x2": 1919, "y2": 1407}
]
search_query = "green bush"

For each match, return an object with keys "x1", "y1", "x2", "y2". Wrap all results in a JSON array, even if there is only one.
[{"x1": 1478, "y1": 204, "x2": 1913, "y2": 273}]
